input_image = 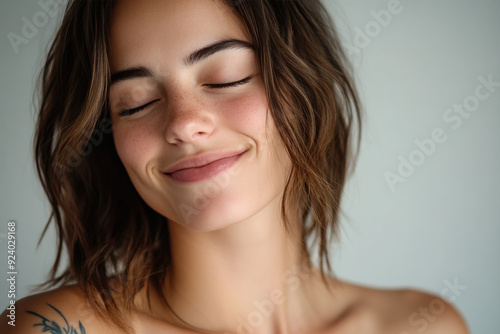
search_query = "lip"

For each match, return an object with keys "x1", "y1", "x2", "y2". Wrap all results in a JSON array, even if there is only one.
[{"x1": 164, "y1": 149, "x2": 248, "y2": 183}]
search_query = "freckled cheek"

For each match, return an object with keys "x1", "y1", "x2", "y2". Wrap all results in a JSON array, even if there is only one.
[
  {"x1": 219, "y1": 90, "x2": 270, "y2": 139},
  {"x1": 112, "y1": 124, "x2": 157, "y2": 170}
]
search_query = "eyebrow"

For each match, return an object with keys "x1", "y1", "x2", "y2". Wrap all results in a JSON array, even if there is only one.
[{"x1": 109, "y1": 39, "x2": 255, "y2": 87}]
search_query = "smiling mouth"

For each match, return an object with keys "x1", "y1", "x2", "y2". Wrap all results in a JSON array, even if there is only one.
[
  {"x1": 164, "y1": 149, "x2": 249, "y2": 174},
  {"x1": 168, "y1": 155, "x2": 237, "y2": 173},
  {"x1": 165, "y1": 150, "x2": 247, "y2": 183}
]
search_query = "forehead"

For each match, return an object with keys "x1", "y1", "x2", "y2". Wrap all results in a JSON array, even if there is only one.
[{"x1": 109, "y1": 0, "x2": 250, "y2": 72}]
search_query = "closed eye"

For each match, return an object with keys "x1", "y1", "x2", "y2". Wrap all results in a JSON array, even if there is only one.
[
  {"x1": 118, "y1": 76, "x2": 254, "y2": 117},
  {"x1": 204, "y1": 75, "x2": 254, "y2": 89},
  {"x1": 119, "y1": 99, "x2": 161, "y2": 117}
]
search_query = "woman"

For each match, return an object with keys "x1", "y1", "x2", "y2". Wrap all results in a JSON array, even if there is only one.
[{"x1": 2, "y1": 0, "x2": 468, "y2": 333}]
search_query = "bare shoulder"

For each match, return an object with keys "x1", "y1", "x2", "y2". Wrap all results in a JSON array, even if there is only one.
[
  {"x1": 0, "y1": 284, "x2": 122, "y2": 334},
  {"x1": 337, "y1": 281, "x2": 470, "y2": 334}
]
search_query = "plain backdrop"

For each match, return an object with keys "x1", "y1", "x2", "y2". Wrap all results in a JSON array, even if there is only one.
[{"x1": 1, "y1": 0, "x2": 499, "y2": 332}]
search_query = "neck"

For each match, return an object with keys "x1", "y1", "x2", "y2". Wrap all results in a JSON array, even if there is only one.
[{"x1": 155, "y1": 196, "x2": 329, "y2": 333}]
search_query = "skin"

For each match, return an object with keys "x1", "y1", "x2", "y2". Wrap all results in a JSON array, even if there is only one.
[
  {"x1": 1, "y1": 1, "x2": 469, "y2": 333},
  {"x1": 108, "y1": 0, "x2": 308, "y2": 331}
]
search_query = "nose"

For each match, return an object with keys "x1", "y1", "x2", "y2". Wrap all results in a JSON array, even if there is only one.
[{"x1": 164, "y1": 92, "x2": 216, "y2": 145}]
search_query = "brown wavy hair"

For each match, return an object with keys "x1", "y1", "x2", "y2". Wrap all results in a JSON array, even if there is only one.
[{"x1": 34, "y1": 0, "x2": 362, "y2": 332}]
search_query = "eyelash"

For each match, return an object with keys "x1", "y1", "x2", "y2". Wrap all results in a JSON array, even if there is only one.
[
  {"x1": 203, "y1": 75, "x2": 254, "y2": 89},
  {"x1": 118, "y1": 75, "x2": 254, "y2": 117},
  {"x1": 119, "y1": 99, "x2": 161, "y2": 117}
]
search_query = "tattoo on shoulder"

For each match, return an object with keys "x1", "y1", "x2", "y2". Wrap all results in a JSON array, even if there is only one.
[{"x1": 26, "y1": 303, "x2": 86, "y2": 334}]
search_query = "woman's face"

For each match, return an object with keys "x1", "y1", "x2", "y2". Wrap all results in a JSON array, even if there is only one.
[{"x1": 108, "y1": 0, "x2": 292, "y2": 231}]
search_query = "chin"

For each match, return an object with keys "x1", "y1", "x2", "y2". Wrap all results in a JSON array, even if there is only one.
[{"x1": 167, "y1": 199, "x2": 254, "y2": 233}]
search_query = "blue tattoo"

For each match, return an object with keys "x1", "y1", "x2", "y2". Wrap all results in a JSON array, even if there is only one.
[{"x1": 26, "y1": 303, "x2": 86, "y2": 334}]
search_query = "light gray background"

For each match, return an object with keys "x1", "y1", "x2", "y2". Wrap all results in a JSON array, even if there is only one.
[{"x1": 1, "y1": 0, "x2": 499, "y2": 333}]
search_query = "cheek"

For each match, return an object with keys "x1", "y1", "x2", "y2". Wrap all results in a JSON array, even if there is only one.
[
  {"x1": 112, "y1": 122, "x2": 157, "y2": 170},
  {"x1": 218, "y1": 87, "x2": 271, "y2": 141},
  {"x1": 111, "y1": 85, "x2": 272, "y2": 169}
]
